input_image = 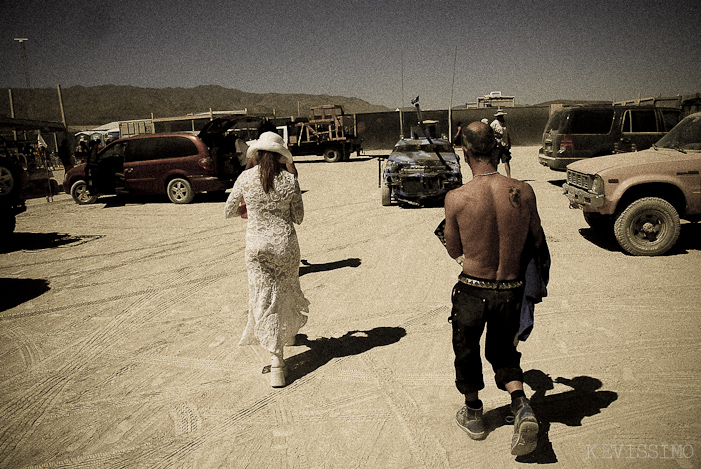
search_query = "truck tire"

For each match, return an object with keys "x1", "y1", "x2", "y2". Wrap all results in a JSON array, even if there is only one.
[
  {"x1": 323, "y1": 147, "x2": 342, "y2": 163},
  {"x1": 613, "y1": 197, "x2": 680, "y2": 256},
  {"x1": 381, "y1": 184, "x2": 391, "y2": 206},
  {"x1": 70, "y1": 180, "x2": 98, "y2": 205},
  {"x1": 0, "y1": 159, "x2": 22, "y2": 201},
  {"x1": 167, "y1": 177, "x2": 195, "y2": 204}
]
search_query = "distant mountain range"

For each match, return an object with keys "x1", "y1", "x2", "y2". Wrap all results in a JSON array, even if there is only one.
[
  {"x1": 0, "y1": 84, "x2": 392, "y2": 128},
  {"x1": 3, "y1": 85, "x2": 691, "y2": 131}
]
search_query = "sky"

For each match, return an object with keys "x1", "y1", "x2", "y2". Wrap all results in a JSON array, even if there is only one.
[{"x1": 1, "y1": 0, "x2": 700, "y2": 110}]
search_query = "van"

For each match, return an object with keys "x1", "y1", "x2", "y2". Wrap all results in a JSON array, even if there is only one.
[
  {"x1": 538, "y1": 105, "x2": 681, "y2": 171},
  {"x1": 64, "y1": 116, "x2": 267, "y2": 204}
]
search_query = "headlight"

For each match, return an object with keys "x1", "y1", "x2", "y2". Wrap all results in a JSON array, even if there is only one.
[{"x1": 591, "y1": 175, "x2": 604, "y2": 195}]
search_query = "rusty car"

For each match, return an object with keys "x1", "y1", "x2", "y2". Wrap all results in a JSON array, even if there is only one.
[{"x1": 381, "y1": 135, "x2": 462, "y2": 206}]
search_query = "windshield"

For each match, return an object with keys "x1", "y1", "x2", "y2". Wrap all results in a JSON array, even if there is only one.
[
  {"x1": 655, "y1": 114, "x2": 701, "y2": 150},
  {"x1": 395, "y1": 143, "x2": 454, "y2": 153}
]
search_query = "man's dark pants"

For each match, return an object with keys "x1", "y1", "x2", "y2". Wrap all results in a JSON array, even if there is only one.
[{"x1": 450, "y1": 276, "x2": 525, "y2": 395}]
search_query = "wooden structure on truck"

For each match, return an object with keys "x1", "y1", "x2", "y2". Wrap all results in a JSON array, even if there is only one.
[{"x1": 283, "y1": 105, "x2": 363, "y2": 163}]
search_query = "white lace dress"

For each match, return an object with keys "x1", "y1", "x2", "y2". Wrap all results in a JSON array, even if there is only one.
[{"x1": 225, "y1": 167, "x2": 309, "y2": 355}]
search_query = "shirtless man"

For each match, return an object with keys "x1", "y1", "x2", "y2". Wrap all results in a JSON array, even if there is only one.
[{"x1": 443, "y1": 121, "x2": 543, "y2": 456}]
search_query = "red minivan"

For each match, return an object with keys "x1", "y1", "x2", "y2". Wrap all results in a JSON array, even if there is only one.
[{"x1": 64, "y1": 116, "x2": 267, "y2": 204}]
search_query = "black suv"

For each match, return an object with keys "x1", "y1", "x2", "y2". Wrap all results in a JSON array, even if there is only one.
[{"x1": 538, "y1": 105, "x2": 681, "y2": 171}]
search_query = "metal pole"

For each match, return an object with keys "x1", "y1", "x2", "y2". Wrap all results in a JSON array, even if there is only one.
[
  {"x1": 14, "y1": 38, "x2": 30, "y2": 88},
  {"x1": 9, "y1": 89, "x2": 17, "y2": 140},
  {"x1": 449, "y1": 45, "x2": 457, "y2": 142},
  {"x1": 56, "y1": 84, "x2": 67, "y2": 127}
]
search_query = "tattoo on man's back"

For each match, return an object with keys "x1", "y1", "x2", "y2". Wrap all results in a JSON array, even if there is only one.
[{"x1": 509, "y1": 187, "x2": 522, "y2": 208}]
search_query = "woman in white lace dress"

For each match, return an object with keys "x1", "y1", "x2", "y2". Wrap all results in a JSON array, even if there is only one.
[{"x1": 225, "y1": 132, "x2": 309, "y2": 388}]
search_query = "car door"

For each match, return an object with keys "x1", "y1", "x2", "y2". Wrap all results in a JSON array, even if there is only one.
[
  {"x1": 123, "y1": 137, "x2": 161, "y2": 194},
  {"x1": 620, "y1": 109, "x2": 665, "y2": 152},
  {"x1": 87, "y1": 141, "x2": 125, "y2": 195}
]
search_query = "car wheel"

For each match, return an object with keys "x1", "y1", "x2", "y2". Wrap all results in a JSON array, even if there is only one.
[
  {"x1": 70, "y1": 180, "x2": 98, "y2": 205},
  {"x1": 0, "y1": 159, "x2": 23, "y2": 200},
  {"x1": 167, "y1": 178, "x2": 195, "y2": 204},
  {"x1": 381, "y1": 184, "x2": 391, "y2": 206},
  {"x1": 613, "y1": 197, "x2": 680, "y2": 256},
  {"x1": 0, "y1": 164, "x2": 16, "y2": 197},
  {"x1": 583, "y1": 212, "x2": 613, "y2": 231},
  {"x1": 323, "y1": 148, "x2": 342, "y2": 163}
]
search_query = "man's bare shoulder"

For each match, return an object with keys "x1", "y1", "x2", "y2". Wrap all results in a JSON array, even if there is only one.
[{"x1": 446, "y1": 184, "x2": 469, "y2": 201}]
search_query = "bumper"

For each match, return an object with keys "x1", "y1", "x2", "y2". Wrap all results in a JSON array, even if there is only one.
[
  {"x1": 538, "y1": 153, "x2": 580, "y2": 171},
  {"x1": 391, "y1": 174, "x2": 462, "y2": 200},
  {"x1": 562, "y1": 183, "x2": 605, "y2": 209}
]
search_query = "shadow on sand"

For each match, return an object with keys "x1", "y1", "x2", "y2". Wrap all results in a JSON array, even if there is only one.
[
  {"x1": 0, "y1": 233, "x2": 104, "y2": 253},
  {"x1": 270, "y1": 327, "x2": 407, "y2": 385},
  {"x1": 0, "y1": 278, "x2": 50, "y2": 312},
  {"x1": 482, "y1": 370, "x2": 618, "y2": 464},
  {"x1": 299, "y1": 258, "x2": 361, "y2": 276}
]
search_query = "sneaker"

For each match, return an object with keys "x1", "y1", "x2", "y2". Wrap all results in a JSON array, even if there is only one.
[
  {"x1": 510, "y1": 396, "x2": 539, "y2": 456},
  {"x1": 456, "y1": 405, "x2": 487, "y2": 440}
]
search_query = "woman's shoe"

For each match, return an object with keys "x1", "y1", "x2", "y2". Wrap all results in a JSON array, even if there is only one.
[
  {"x1": 270, "y1": 366, "x2": 286, "y2": 387},
  {"x1": 270, "y1": 353, "x2": 286, "y2": 388}
]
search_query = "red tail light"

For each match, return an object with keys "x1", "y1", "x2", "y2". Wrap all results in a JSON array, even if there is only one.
[
  {"x1": 198, "y1": 157, "x2": 214, "y2": 171},
  {"x1": 560, "y1": 136, "x2": 574, "y2": 151}
]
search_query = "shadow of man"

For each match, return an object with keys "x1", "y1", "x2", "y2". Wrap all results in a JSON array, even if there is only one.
[
  {"x1": 482, "y1": 369, "x2": 618, "y2": 464},
  {"x1": 274, "y1": 327, "x2": 406, "y2": 385}
]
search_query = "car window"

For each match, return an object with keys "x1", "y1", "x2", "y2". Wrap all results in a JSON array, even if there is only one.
[
  {"x1": 395, "y1": 143, "x2": 454, "y2": 153},
  {"x1": 661, "y1": 110, "x2": 681, "y2": 131},
  {"x1": 545, "y1": 111, "x2": 564, "y2": 132},
  {"x1": 568, "y1": 109, "x2": 614, "y2": 134},
  {"x1": 622, "y1": 109, "x2": 657, "y2": 133},
  {"x1": 125, "y1": 136, "x2": 198, "y2": 162},
  {"x1": 656, "y1": 114, "x2": 701, "y2": 150},
  {"x1": 98, "y1": 142, "x2": 125, "y2": 162}
]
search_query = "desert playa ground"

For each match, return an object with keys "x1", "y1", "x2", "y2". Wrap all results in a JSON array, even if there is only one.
[{"x1": 1, "y1": 147, "x2": 700, "y2": 468}]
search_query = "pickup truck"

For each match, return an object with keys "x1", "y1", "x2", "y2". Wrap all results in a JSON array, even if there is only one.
[{"x1": 563, "y1": 111, "x2": 701, "y2": 256}]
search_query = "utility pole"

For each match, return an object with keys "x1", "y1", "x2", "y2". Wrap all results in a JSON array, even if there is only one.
[{"x1": 14, "y1": 38, "x2": 31, "y2": 88}]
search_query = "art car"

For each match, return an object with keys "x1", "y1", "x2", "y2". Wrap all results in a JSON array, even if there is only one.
[{"x1": 381, "y1": 135, "x2": 462, "y2": 207}]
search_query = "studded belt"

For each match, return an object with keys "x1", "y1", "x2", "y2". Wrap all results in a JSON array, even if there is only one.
[{"x1": 458, "y1": 273, "x2": 524, "y2": 290}]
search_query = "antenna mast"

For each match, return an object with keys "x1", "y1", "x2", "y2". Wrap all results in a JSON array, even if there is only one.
[{"x1": 14, "y1": 38, "x2": 31, "y2": 88}]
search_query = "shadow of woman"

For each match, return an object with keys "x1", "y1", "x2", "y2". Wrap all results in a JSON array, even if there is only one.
[
  {"x1": 299, "y1": 258, "x2": 361, "y2": 276},
  {"x1": 482, "y1": 370, "x2": 618, "y2": 464},
  {"x1": 278, "y1": 327, "x2": 406, "y2": 385}
]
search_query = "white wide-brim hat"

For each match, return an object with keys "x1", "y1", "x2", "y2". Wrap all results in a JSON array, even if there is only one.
[
  {"x1": 494, "y1": 110, "x2": 507, "y2": 117},
  {"x1": 246, "y1": 131, "x2": 293, "y2": 164}
]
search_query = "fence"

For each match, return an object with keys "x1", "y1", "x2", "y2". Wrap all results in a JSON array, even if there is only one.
[{"x1": 355, "y1": 106, "x2": 552, "y2": 150}]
